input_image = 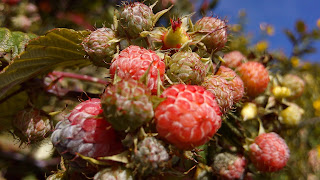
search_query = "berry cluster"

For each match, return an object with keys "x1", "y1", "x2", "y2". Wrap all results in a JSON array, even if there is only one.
[{"x1": 46, "y1": 1, "x2": 296, "y2": 179}]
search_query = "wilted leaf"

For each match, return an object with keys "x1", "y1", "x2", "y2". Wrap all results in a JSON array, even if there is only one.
[{"x1": 0, "y1": 28, "x2": 91, "y2": 98}]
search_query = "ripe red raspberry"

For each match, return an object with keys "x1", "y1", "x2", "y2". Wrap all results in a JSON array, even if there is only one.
[
  {"x1": 110, "y1": 45, "x2": 165, "y2": 94},
  {"x1": 213, "y1": 153, "x2": 246, "y2": 180},
  {"x1": 249, "y1": 132, "x2": 290, "y2": 172},
  {"x1": 236, "y1": 61, "x2": 269, "y2": 97},
  {"x1": 155, "y1": 84, "x2": 222, "y2": 150},
  {"x1": 192, "y1": 17, "x2": 227, "y2": 52},
  {"x1": 215, "y1": 65, "x2": 244, "y2": 103},
  {"x1": 51, "y1": 99, "x2": 123, "y2": 169},
  {"x1": 223, "y1": 51, "x2": 245, "y2": 69}
]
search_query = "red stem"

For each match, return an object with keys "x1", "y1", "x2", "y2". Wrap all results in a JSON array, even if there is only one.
[{"x1": 51, "y1": 71, "x2": 109, "y2": 85}]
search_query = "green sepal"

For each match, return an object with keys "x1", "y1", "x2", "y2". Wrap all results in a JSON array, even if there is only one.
[{"x1": 152, "y1": 5, "x2": 173, "y2": 27}]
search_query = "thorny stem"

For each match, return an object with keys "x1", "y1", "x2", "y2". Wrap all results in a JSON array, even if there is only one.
[{"x1": 51, "y1": 71, "x2": 109, "y2": 85}]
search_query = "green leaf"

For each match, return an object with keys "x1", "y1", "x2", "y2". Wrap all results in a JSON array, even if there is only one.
[
  {"x1": 0, "y1": 28, "x2": 37, "y2": 61},
  {"x1": 0, "y1": 85, "x2": 28, "y2": 131},
  {"x1": 0, "y1": 28, "x2": 91, "y2": 98}
]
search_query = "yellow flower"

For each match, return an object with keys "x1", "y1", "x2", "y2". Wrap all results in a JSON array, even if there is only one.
[
  {"x1": 317, "y1": 145, "x2": 320, "y2": 157},
  {"x1": 313, "y1": 98, "x2": 320, "y2": 111},
  {"x1": 290, "y1": 56, "x2": 300, "y2": 67},
  {"x1": 260, "y1": 23, "x2": 275, "y2": 36},
  {"x1": 317, "y1": 18, "x2": 320, "y2": 29},
  {"x1": 256, "y1": 41, "x2": 268, "y2": 52},
  {"x1": 313, "y1": 98, "x2": 320, "y2": 116},
  {"x1": 231, "y1": 24, "x2": 242, "y2": 32}
]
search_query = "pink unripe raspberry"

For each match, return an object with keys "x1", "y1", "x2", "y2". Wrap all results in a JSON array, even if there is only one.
[
  {"x1": 202, "y1": 75, "x2": 234, "y2": 113},
  {"x1": 213, "y1": 152, "x2": 246, "y2": 180},
  {"x1": 223, "y1": 51, "x2": 245, "y2": 69},
  {"x1": 110, "y1": 45, "x2": 165, "y2": 94},
  {"x1": 215, "y1": 65, "x2": 244, "y2": 103},
  {"x1": 237, "y1": 61, "x2": 269, "y2": 97},
  {"x1": 192, "y1": 17, "x2": 228, "y2": 52}
]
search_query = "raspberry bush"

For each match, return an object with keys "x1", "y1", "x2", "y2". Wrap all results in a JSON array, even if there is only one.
[{"x1": 0, "y1": 0, "x2": 320, "y2": 179}]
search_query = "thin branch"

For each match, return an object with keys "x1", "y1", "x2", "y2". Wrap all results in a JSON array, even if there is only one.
[{"x1": 51, "y1": 71, "x2": 109, "y2": 85}]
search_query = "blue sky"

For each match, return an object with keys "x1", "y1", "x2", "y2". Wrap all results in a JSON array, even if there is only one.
[{"x1": 211, "y1": 0, "x2": 320, "y2": 62}]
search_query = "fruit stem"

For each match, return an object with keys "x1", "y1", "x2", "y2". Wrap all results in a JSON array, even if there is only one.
[{"x1": 51, "y1": 71, "x2": 108, "y2": 85}]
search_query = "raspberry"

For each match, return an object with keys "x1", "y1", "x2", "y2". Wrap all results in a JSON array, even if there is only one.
[
  {"x1": 249, "y1": 132, "x2": 290, "y2": 172},
  {"x1": 51, "y1": 99, "x2": 123, "y2": 169},
  {"x1": 308, "y1": 147, "x2": 320, "y2": 172},
  {"x1": 215, "y1": 65, "x2": 244, "y2": 103},
  {"x1": 118, "y1": 2, "x2": 154, "y2": 39},
  {"x1": 282, "y1": 74, "x2": 305, "y2": 99},
  {"x1": 110, "y1": 45, "x2": 165, "y2": 94},
  {"x1": 13, "y1": 108, "x2": 52, "y2": 143},
  {"x1": 82, "y1": 28, "x2": 118, "y2": 67},
  {"x1": 212, "y1": 153, "x2": 246, "y2": 180},
  {"x1": 223, "y1": 51, "x2": 245, "y2": 69},
  {"x1": 279, "y1": 104, "x2": 304, "y2": 126},
  {"x1": 166, "y1": 51, "x2": 206, "y2": 85},
  {"x1": 201, "y1": 75, "x2": 234, "y2": 113},
  {"x1": 192, "y1": 17, "x2": 227, "y2": 52},
  {"x1": 236, "y1": 61, "x2": 269, "y2": 97},
  {"x1": 2, "y1": 0, "x2": 21, "y2": 5},
  {"x1": 94, "y1": 167, "x2": 133, "y2": 180},
  {"x1": 101, "y1": 79, "x2": 154, "y2": 132},
  {"x1": 131, "y1": 137, "x2": 169, "y2": 174},
  {"x1": 155, "y1": 84, "x2": 222, "y2": 149}
]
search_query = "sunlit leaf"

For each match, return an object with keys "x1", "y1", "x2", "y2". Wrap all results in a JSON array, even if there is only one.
[
  {"x1": 0, "y1": 28, "x2": 91, "y2": 98},
  {"x1": 0, "y1": 28, "x2": 37, "y2": 62}
]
